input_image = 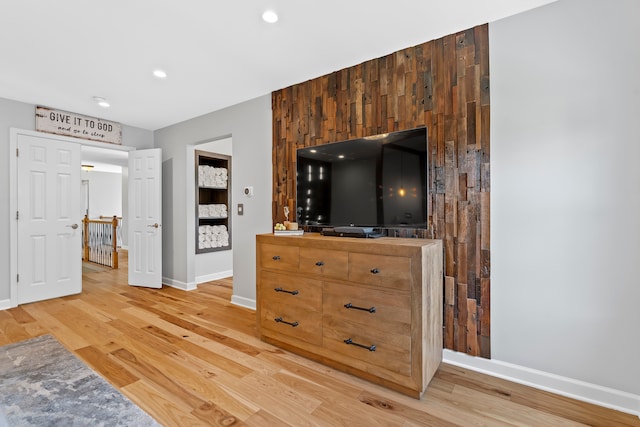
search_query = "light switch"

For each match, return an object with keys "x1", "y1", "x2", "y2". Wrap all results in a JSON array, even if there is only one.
[{"x1": 237, "y1": 203, "x2": 244, "y2": 216}]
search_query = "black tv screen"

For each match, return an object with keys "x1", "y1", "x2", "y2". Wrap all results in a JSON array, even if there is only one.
[{"x1": 296, "y1": 127, "x2": 428, "y2": 229}]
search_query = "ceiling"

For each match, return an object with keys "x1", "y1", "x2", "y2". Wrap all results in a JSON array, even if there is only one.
[
  {"x1": 1, "y1": 1, "x2": 556, "y2": 131},
  {"x1": 81, "y1": 145, "x2": 128, "y2": 173}
]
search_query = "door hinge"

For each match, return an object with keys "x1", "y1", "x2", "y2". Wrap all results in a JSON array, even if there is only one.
[
  {"x1": 17, "y1": 274, "x2": 19, "y2": 283},
  {"x1": 16, "y1": 148, "x2": 19, "y2": 157},
  {"x1": 16, "y1": 211, "x2": 19, "y2": 220}
]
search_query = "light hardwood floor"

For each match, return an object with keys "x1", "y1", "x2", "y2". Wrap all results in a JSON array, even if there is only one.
[{"x1": 1, "y1": 252, "x2": 638, "y2": 426}]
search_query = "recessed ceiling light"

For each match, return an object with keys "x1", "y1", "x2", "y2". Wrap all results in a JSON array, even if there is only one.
[
  {"x1": 153, "y1": 69, "x2": 167, "y2": 79},
  {"x1": 93, "y1": 96, "x2": 110, "y2": 108},
  {"x1": 262, "y1": 10, "x2": 278, "y2": 23}
]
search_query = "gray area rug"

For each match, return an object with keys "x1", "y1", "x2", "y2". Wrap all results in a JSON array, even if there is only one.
[{"x1": 0, "y1": 335, "x2": 159, "y2": 427}]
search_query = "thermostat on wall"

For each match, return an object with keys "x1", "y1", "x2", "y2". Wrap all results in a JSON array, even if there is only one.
[{"x1": 243, "y1": 186, "x2": 254, "y2": 197}]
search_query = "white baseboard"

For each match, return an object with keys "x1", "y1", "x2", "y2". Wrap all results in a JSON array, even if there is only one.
[
  {"x1": 196, "y1": 270, "x2": 233, "y2": 284},
  {"x1": 443, "y1": 350, "x2": 640, "y2": 418},
  {"x1": 231, "y1": 295, "x2": 255, "y2": 310},
  {"x1": 162, "y1": 277, "x2": 197, "y2": 291},
  {"x1": 162, "y1": 270, "x2": 233, "y2": 291},
  {"x1": 0, "y1": 299, "x2": 13, "y2": 311}
]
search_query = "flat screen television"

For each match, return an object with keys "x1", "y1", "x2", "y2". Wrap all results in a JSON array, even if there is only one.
[{"x1": 296, "y1": 127, "x2": 428, "y2": 229}]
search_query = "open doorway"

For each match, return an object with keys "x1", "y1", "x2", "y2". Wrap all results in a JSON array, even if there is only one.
[{"x1": 80, "y1": 145, "x2": 128, "y2": 276}]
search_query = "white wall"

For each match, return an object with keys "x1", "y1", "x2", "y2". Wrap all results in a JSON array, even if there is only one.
[
  {"x1": 153, "y1": 95, "x2": 272, "y2": 304},
  {"x1": 0, "y1": 98, "x2": 33, "y2": 302},
  {"x1": 82, "y1": 170, "x2": 122, "y2": 218},
  {"x1": 490, "y1": 0, "x2": 640, "y2": 401},
  {"x1": 0, "y1": 97, "x2": 154, "y2": 303}
]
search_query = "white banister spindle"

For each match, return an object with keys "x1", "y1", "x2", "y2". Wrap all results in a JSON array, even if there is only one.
[{"x1": 83, "y1": 216, "x2": 119, "y2": 269}]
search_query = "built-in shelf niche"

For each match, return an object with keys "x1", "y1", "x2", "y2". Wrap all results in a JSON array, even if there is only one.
[{"x1": 195, "y1": 150, "x2": 231, "y2": 253}]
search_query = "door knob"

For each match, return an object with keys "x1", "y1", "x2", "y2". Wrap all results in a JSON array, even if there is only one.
[
  {"x1": 147, "y1": 223, "x2": 160, "y2": 228},
  {"x1": 66, "y1": 223, "x2": 78, "y2": 230}
]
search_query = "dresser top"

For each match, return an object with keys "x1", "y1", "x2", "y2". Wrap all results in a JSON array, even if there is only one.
[{"x1": 257, "y1": 232, "x2": 441, "y2": 254}]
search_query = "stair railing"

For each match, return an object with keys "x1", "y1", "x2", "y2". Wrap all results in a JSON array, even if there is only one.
[{"x1": 82, "y1": 214, "x2": 119, "y2": 269}]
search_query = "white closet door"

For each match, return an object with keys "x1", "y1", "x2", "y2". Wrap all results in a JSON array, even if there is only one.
[{"x1": 17, "y1": 134, "x2": 81, "y2": 304}]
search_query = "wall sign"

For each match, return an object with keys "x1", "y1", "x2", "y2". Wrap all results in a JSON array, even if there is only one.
[{"x1": 35, "y1": 106, "x2": 122, "y2": 145}]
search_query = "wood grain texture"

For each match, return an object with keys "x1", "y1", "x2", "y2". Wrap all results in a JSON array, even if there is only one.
[
  {"x1": 272, "y1": 24, "x2": 491, "y2": 357},
  {"x1": 256, "y1": 233, "x2": 443, "y2": 398},
  {"x1": 1, "y1": 252, "x2": 637, "y2": 426}
]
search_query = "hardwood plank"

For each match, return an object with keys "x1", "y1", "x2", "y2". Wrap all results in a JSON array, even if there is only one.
[
  {"x1": 122, "y1": 379, "x2": 210, "y2": 427},
  {"x1": 119, "y1": 307, "x2": 264, "y2": 378},
  {"x1": 112, "y1": 347, "x2": 209, "y2": 410},
  {"x1": 450, "y1": 384, "x2": 584, "y2": 426},
  {"x1": 191, "y1": 401, "x2": 246, "y2": 427},
  {"x1": 19, "y1": 304, "x2": 93, "y2": 350},
  {"x1": 128, "y1": 301, "x2": 262, "y2": 357},
  {"x1": 0, "y1": 310, "x2": 32, "y2": 344},
  {"x1": 233, "y1": 372, "x2": 326, "y2": 427},
  {"x1": 75, "y1": 344, "x2": 140, "y2": 388},
  {"x1": 149, "y1": 326, "x2": 255, "y2": 379},
  {"x1": 436, "y1": 364, "x2": 640, "y2": 427},
  {"x1": 163, "y1": 350, "x2": 259, "y2": 421},
  {"x1": 6, "y1": 306, "x2": 37, "y2": 324},
  {"x1": 358, "y1": 390, "x2": 460, "y2": 427},
  {"x1": 244, "y1": 409, "x2": 291, "y2": 427},
  {"x1": 258, "y1": 352, "x2": 364, "y2": 400}
]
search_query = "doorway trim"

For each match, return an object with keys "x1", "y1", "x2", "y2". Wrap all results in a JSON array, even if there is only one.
[{"x1": 9, "y1": 128, "x2": 134, "y2": 308}]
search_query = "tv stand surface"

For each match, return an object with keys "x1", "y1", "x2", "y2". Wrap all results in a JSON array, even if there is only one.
[
  {"x1": 333, "y1": 226, "x2": 374, "y2": 234},
  {"x1": 321, "y1": 227, "x2": 384, "y2": 238},
  {"x1": 256, "y1": 232, "x2": 443, "y2": 398}
]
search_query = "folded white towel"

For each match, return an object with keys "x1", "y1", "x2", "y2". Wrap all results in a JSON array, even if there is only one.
[
  {"x1": 198, "y1": 223, "x2": 229, "y2": 249},
  {"x1": 198, "y1": 204, "x2": 227, "y2": 218},
  {"x1": 197, "y1": 166, "x2": 228, "y2": 187}
]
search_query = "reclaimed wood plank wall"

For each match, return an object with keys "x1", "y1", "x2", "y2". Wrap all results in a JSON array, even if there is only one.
[{"x1": 271, "y1": 24, "x2": 490, "y2": 358}]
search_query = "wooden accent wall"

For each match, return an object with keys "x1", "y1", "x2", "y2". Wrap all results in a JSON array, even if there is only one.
[{"x1": 271, "y1": 25, "x2": 490, "y2": 358}]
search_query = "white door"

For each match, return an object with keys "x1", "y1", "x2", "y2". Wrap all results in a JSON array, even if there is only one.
[
  {"x1": 17, "y1": 134, "x2": 81, "y2": 304},
  {"x1": 128, "y1": 148, "x2": 162, "y2": 288}
]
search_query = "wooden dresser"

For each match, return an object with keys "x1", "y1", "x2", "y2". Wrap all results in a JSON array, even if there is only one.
[{"x1": 256, "y1": 233, "x2": 443, "y2": 398}]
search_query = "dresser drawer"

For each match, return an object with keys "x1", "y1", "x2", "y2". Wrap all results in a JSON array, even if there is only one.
[
  {"x1": 348, "y1": 253, "x2": 411, "y2": 290},
  {"x1": 259, "y1": 243, "x2": 299, "y2": 271},
  {"x1": 260, "y1": 303, "x2": 322, "y2": 346},
  {"x1": 323, "y1": 281, "x2": 411, "y2": 335},
  {"x1": 259, "y1": 271, "x2": 322, "y2": 345},
  {"x1": 299, "y1": 247, "x2": 348, "y2": 280},
  {"x1": 322, "y1": 320, "x2": 411, "y2": 376},
  {"x1": 323, "y1": 280, "x2": 412, "y2": 376},
  {"x1": 260, "y1": 271, "x2": 322, "y2": 310}
]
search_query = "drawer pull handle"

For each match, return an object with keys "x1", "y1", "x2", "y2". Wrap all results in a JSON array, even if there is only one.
[
  {"x1": 315, "y1": 261, "x2": 324, "y2": 266},
  {"x1": 274, "y1": 287, "x2": 299, "y2": 295},
  {"x1": 344, "y1": 303, "x2": 376, "y2": 313},
  {"x1": 272, "y1": 255, "x2": 281, "y2": 261},
  {"x1": 370, "y1": 268, "x2": 380, "y2": 274},
  {"x1": 274, "y1": 317, "x2": 299, "y2": 327},
  {"x1": 344, "y1": 338, "x2": 376, "y2": 352}
]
